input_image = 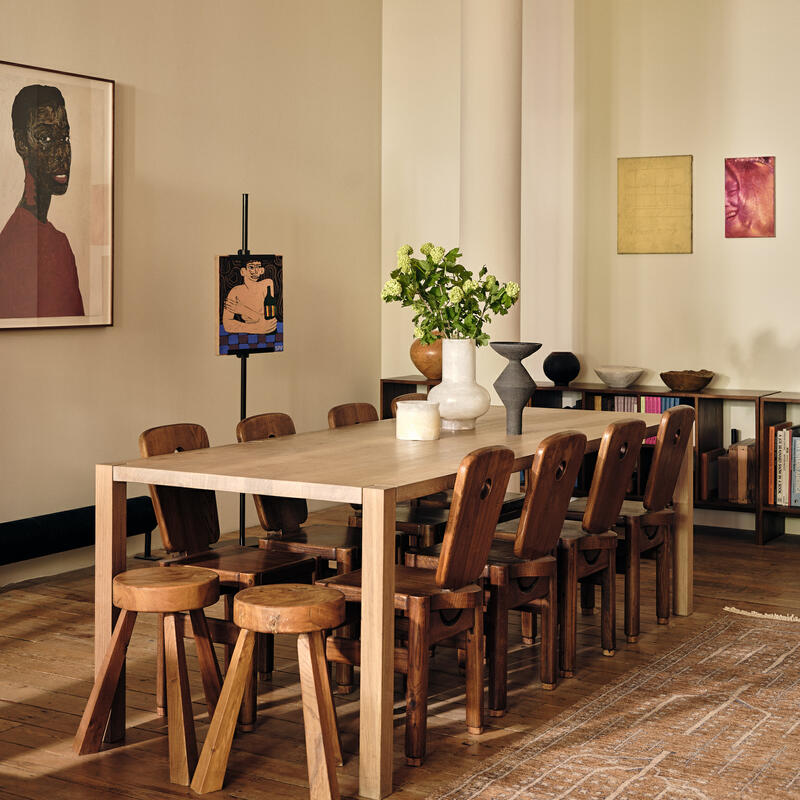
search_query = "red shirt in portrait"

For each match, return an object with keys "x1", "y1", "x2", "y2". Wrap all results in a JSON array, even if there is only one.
[{"x1": 0, "y1": 205, "x2": 84, "y2": 318}]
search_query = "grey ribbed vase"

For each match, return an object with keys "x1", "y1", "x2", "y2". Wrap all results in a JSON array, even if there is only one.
[{"x1": 491, "y1": 342, "x2": 541, "y2": 435}]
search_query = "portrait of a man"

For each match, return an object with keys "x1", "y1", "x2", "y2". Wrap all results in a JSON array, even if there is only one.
[
  {"x1": 0, "y1": 84, "x2": 84, "y2": 318},
  {"x1": 217, "y1": 254, "x2": 283, "y2": 355},
  {"x1": 725, "y1": 157, "x2": 775, "y2": 239},
  {"x1": 0, "y1": 61, "x2": 113, "y2": 329}
]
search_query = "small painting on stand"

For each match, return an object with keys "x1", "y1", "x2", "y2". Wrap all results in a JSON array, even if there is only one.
[
  {"x1": 217, "y1": 253, "x2": 283, "y2": 355},
  {"x1": 725, "y1": 157, "x2": 775, "y2": 238}
]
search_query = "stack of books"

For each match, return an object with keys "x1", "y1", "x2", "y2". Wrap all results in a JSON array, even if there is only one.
[
  {"x1": 592, "y1": 394, "x2": 683, "y2": 445},
  {"x1": 699, "y1": 439, "x2": 756, "y2": 504},
  {"x1": 767, "y1": 421, "x2": 800, "y2": 506}
]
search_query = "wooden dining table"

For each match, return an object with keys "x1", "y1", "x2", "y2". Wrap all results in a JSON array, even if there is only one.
[{"x1": 94, "y1": 405, "x2": 690, "y2": 799}]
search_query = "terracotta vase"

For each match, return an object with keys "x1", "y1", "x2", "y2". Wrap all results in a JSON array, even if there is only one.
[{"x1": 409, "y1": 336, "x2": 442, "y2": 380}]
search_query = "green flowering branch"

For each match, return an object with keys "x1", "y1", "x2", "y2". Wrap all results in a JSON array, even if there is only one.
[{"x1": 381, "y1": 243, "x2": 520, "y2": 346}]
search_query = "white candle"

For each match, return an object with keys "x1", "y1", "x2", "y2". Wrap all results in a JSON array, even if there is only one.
[{"x1": 396, "y1": 400, "x2": 441, "y2": 441}]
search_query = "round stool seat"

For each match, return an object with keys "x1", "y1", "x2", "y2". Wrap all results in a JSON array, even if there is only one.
[
  {"x1": 234, "y1": 583, "x2": 345, "y2": 634},
  {"x1": 113, "y1": 566, "x2": 220, "y2": 613}
]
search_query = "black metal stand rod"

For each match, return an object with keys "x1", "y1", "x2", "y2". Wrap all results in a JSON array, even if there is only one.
[
  {"x1": 238, "y1": 352, "x2": 248, "y2": 546},
  {"x1": 238, "y1": 191, "x2": 250, "y2": 547}
]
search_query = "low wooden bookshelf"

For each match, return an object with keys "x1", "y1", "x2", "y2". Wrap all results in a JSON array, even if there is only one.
[{"x1": 380, "y1": 375, "x2": 781, "y2": 544}]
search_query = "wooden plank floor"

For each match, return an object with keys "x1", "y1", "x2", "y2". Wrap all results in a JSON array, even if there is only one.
[{"x1": 1, "y1": 516, "x2": 799, "y2": 800}]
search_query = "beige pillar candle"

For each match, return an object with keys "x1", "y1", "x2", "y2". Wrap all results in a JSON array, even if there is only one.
[{"x1": 395, "y1": 401, "x2": 441, "y2": 441}]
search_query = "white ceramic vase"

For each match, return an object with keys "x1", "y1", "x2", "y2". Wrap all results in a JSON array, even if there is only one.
[{"x1": 427, "y1": 338, "x2": 491, "y2": 431}]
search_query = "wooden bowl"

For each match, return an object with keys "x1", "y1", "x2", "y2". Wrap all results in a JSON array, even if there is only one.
[{"x1": 660, "y1": 370, "x2": 714, "y2": 392}]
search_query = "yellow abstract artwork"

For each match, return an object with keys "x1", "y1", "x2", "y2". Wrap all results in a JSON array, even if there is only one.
[{"x1": 617, "y1": 155, "x2": 693, "y2": 254}]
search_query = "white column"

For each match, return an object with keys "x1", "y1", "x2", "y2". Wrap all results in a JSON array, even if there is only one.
[
  {"x1": 460, "y1": 0, "x2": 523, "y2": 394},
  {"x1": 520, "y1": 0, "x2": 577, "y2": 380}
]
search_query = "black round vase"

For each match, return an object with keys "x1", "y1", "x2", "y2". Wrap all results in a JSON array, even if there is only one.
[
  {"x1": 491, "y1": 342, "x2": 541, "y2": 435},
  {"x1": 543, "y1": 351, "x2": 580, "y2": 386}
]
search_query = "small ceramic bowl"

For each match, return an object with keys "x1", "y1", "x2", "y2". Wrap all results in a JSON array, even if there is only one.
[
  {"x1": 594, "y1": 365, "x2": 644, "y2": 389},
  {"x1": 660, "y1": 370, "x2": 714, "y2": 392}
]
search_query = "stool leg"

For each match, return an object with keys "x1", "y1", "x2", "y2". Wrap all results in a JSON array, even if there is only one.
[
  {"x1": 298, "y1": 631, "x2": 341, "y2": 800},
  {"x1": 73, "y1": 609, "x2": 137, "y2": 755},
  {"x1": 164, "y1": 613, "x2": 197, "y2": 785},
  {"x1": 189, "y1": 609, "x2": 222, "y2": 719},
  {"x1": 192, "y1": 628, "x2": 256, "y2": 795},
  {"x1": 257, "y1": 632, "x2": 274, "y2": 681},
  {"x1": 156, "y1": 613, "x2": 167, "y2": 716},
  {"x1": 580, "y1": 580, "x2": 596, "y2": 616}
]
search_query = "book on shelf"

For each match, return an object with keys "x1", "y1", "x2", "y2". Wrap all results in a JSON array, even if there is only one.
[
  {"x1": 728, "y1": 438, "x2": 755, "y2": 504},
  {"x1": 718, "y1": 454, "x2": 730, "y2": 501},
  {"x1": 699, "y1": 447, "x2": 725, "y2": 501},
  {"x1": 793, "y1": 428, "x2": 800, "y2": 507},
  {"x1": 768, "y1": 421, "x2": 791, "y2": 506}
]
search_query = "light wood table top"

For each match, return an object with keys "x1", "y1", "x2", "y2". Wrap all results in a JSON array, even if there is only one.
[{"x1": 114, "y1": 406, "x2": 662, "y2": 504}]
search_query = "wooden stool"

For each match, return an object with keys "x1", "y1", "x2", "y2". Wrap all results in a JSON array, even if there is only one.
[
  {"x1": 192, "y1": 584, "x2": 345, "y2": 798},
  {"x1": 74, "y1": 566, "x2": 222, "y2": 786}
]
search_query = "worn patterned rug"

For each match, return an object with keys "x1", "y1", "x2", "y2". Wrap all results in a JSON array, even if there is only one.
[{"x1": 429, "y1": 608, "x2": 800, "y2": 799}]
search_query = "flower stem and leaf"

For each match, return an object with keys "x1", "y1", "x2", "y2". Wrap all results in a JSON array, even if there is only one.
[{"x1": 381, "y1": 244, "x2": 520, "y2": 346}]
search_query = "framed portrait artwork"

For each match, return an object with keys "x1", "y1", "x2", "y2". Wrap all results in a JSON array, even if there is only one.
[
  {"x1": 0, "y1": 61, "x2": 114, "y2": 329},
  {"x1": 216, "y1": 254, "x2": 284, "y2": 355}
]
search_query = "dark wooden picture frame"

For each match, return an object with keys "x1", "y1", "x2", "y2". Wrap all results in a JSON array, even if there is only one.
[{"x1": 0, "y1": 60, "x2": 114, "y2": 329}]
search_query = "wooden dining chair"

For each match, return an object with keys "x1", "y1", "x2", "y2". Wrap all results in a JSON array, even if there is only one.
[
  {"x1": 237, "y1": 411, "x2": 361, "y2": 694},
  {"x1": 318, "y1": 445, "x2": 515, "y2": 765},
  {"x1": 567, "y1": 405, "x2": 694, "y2": 642},
  {"x1": 327, "y1": 402, "x2": 379, "y2": 428},
  {"x1": 139, "y1": 423, "x2": 316, "y2": 729},
  {"x1": 407, "y1": 431, "x2": 587, "y2": 717},
  {"x1": 558, "y1": 418, "x2": 645, "y2": 677}
]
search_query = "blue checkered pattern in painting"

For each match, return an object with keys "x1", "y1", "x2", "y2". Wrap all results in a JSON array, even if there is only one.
[{"x1": 219, "y1": 322, "x2": 283, "y2": 355}]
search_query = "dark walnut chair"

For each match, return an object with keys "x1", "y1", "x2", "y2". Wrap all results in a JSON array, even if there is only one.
[
  {"x1": 558, "y1": 418, "x2": 646, "y2": 678},
  {"x1": 567, "y1": 404, "x2": 694, "y2": 642},
  {"x1": 237, "y1": 411, "x2": 361, "y2": 694},
  {"x1": 74, "y1": 566, "x2": 223, "y2": 786},
  {"x1": 236, "y1": 412, "x2": 361, "y2": 579},
  {"x1": 139, "y1": 423, "x2": 316, "y2": 730},
  {"x1": 318, "y1": 445, "x2": 515, "y2": 766},
  {"x1": 407, "y1": 431, "x2": 587, "y2": 718}
]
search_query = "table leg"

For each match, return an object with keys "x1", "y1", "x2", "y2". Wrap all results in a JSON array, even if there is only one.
[
  {"x1": 359, "y1": 486, "x2": 396, "y2": 799},
  {"x1": 672, "y1": 436, "x2": 694, "y2": 616},
  {"x1": 95, "y1": 464, "x2": 128, "y2": 742}
]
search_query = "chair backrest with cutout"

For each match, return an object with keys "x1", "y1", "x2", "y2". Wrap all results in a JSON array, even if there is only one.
[
  {"x1": 236, "y1": 412, "x2": 309, "y2": 534},
  {"x1": 582, "y1": 419, "x2": 646, "y2": 534},
  {"x1": 643, "y1": 405, "x2": 695, "y2": 512},
  {"x1": 435, "y1": 445, "x2": 515, "y2": 590},
  {"x1": 138, "y1": 423, "x2": 220, "y2": 554},
  {"x1": 514, "y1": 431, "x2": 587, "y2": 560}
]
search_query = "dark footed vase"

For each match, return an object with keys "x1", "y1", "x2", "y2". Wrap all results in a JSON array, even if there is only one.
[
  {"x1": 543, "y1": 351, "x2": 580, "y2": 386},
  {"x1": 491, "y1": 342, "x2": 541, "y2": 435}
]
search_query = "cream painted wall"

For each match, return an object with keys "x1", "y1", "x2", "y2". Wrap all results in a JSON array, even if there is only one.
[
  {"x1": 381, "y1": 0, "x2": 461, "y2": 378},
  {"x1": 576, "y1": 0, "x2": 800, "y2": 392},
  {"x1": 0, "y1": 2, "x2": 381, "y2": 571}
]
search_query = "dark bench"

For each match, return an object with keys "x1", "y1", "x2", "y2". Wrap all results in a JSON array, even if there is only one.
[{"x1": 0, "y1": 496, "x2": 158, "y2": 566}]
